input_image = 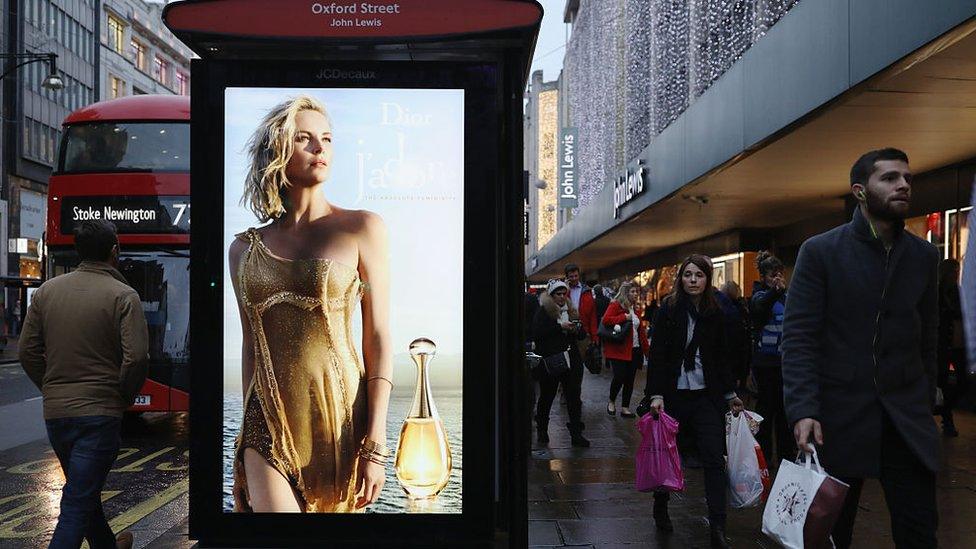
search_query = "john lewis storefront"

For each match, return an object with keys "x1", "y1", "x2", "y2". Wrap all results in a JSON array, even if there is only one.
[{"x1": 528, "y1": 0, "x2": 976, "y2": 287}]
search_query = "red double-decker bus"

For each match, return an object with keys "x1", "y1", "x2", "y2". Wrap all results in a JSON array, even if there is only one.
[{"x1": 46, "y1": 94, "x2": 190, "y2": 413}]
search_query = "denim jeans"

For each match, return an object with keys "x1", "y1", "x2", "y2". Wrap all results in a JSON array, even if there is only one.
[{"x1": 45, "y1": 415, "x2": 121, "y2": 549}]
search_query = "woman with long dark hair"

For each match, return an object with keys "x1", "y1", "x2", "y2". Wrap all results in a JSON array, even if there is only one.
[
  {"x1": 602, "y1": 282, "x2": 648, "y2": 417},
  {"x1": 645, "y1": 255, "x2": 742, "y2": 549}
]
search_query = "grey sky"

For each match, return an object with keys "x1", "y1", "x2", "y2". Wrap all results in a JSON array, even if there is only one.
[{"x1": 529, "y1": 0, "x2": 570, "y2": 83}]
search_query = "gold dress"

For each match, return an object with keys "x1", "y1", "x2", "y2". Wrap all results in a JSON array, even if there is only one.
[{"x1": 233, "y1": 228, "x2": 367, "y2": 513}]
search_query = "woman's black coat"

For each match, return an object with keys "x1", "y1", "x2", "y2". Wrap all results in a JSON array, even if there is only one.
[
  {"x1": 532, "y1": 298, "x2": 584, "y2": 367},
  {"x1": 647, "y1": 295, "x2": 734, "y2": 408}
]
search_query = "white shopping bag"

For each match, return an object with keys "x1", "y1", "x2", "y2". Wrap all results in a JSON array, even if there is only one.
[
  {"x1": 726, "y1": 411, "x2": 766, "y2": 508},
  {"x1": 762, "y1": 448, "x2": 849, "y2": 549}
]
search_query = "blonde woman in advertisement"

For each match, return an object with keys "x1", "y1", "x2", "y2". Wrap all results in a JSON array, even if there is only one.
[{"x1": 229, "y1": 95, "x2": 392, "y2": 513}]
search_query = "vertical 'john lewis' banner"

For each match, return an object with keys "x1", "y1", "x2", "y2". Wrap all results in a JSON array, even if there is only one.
[{"x1": 558, "y1": 126, "x2": 578, "y2": 209}]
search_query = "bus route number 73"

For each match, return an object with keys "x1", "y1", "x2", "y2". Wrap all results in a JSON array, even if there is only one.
[{"x1": 171, "y1": 203, "x2": 190, "y2": 226}]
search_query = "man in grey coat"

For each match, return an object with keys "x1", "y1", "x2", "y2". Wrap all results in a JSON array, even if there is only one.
[{"x1": 782, "y1": 148, "x2": 939, "y2": 548}]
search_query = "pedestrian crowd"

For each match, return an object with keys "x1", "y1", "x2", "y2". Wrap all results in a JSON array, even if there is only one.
[{"x1": 525, "y1": 148, "x2": 973, "y2": 548}]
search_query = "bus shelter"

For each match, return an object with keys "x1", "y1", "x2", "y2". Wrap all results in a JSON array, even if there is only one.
[{"x1": 163, "y1": 1, "x2": 541, "y2": 546}]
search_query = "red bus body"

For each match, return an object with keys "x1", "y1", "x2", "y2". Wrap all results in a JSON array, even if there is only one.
[{"x1": 47, "y1": 95, "x2": 190, "y2": 413}]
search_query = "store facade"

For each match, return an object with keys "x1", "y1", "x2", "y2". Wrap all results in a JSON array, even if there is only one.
[{"x1": 527, "y1": 0, "x2": 976, "y2": 296}]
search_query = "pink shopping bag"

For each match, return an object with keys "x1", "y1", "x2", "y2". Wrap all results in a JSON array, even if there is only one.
[{"x1": 635, "y1": 411, "x2": 684, "y2": 492}]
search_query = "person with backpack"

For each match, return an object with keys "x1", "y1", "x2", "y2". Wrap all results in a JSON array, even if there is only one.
[{"x1": 749, "y1": 251, "x2": 796, "y2": 465}]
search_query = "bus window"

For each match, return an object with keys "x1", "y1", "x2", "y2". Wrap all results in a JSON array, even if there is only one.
[
  {"x1": 59, "y1": 122, "x2": 190, "y2": 173},
  {"x1": 48, "y1": 249, "x2": 190, "y2": 379}
]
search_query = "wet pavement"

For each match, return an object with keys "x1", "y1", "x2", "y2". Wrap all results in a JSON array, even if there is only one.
[
  {"x1": 0, "y1": 364, "x2": 191, "y2": 549},
  {"x1": 3, "y1": 359, "x2": 974, "y2": 548},
  {"x1": 528, "y1": 365, "x2": 976, "y2": 548}
]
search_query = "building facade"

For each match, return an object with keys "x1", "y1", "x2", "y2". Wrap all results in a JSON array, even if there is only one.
[
  {"x1": 528, "y1": 0, "x2": 976, "y2": 305},
  {"x1": 524, "y1": 70, "x2": 561, "y2": 257},
  {"x1": 0, "y1": 0, "x2": 189, "y2": 354},
  {"x1": 100, "y1": 0, "x2": 191, "y2": 100},
  {"x1": 6, "y1": 0, "x2": 98, "y2": 283}
]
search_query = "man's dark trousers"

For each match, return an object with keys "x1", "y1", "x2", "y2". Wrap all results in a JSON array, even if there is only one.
[
  {"x1": 46, "y1": 415, "x2": 122, "y2": 549},
  {"x1": 831, "y1": 411, "x2": 938, "y2": 549},
  {"x1": 753, "y1": 364, "x2": 796, "y2": 464}
]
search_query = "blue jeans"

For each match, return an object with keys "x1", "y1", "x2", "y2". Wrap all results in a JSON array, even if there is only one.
[{"x1": 45, "y1": 415, "x2": 121, "y2": 549}]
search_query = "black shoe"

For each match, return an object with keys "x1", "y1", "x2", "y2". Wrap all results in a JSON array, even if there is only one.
[
  {"x1": 570, "y1": 433, "x2": 591, "y2": 447},
  {"x1": 709, "y1": 524, "x2": 731, "y2": 549},
  {"x1": 652, "y1": 503, "x2": 673, "y2": 532},
  {"x1": 620, "y1": 408, "x2": 636, "y2": 418},
  {"x1": 944, "y1": 423, "x2": 959, "y2": 437},
  {"x1": 536, "y1": 420, "x2": 549, "y2": 445}
]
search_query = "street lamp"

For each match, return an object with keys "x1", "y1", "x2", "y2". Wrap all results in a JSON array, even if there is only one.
[{"x1": 0, "y1": 53, "x2": 63, "y2": 91}]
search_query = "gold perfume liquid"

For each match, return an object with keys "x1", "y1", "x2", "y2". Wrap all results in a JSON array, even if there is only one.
[
  {"x1": 395, "y1": 338, "x2": 454, "y2": 500},
  {"x1": 394, "y1": 417, "x2": 452, "y2": 499}
]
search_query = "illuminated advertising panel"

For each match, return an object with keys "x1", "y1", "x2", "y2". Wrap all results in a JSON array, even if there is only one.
[{"x1": 222, "y1": 88, "x2": 464, "y2": 514}]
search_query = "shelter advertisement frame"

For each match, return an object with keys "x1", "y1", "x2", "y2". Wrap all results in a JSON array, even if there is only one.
[{"x1": 190, "y1": 59, "x2": 502, "y2": 546}]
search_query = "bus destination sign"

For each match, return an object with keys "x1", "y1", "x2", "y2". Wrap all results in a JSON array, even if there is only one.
[{"x1": 60, "y1": 195, "x2": 190, "y2": 234}]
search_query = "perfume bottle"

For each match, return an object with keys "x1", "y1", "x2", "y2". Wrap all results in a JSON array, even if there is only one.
[{"x1": 395, "y1": 338, "x2": 452, "y2": 500}]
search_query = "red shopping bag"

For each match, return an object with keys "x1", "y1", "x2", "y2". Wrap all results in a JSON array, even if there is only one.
[
  {"x1": 755, "y1": 443, "x2": 772, "y2": 502},
  {"x1": 635, "y1": 411, "x2": 684, "y2": 492}
]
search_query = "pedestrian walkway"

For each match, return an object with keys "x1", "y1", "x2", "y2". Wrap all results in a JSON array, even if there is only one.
[{"x1": 528, "y1": 366, "x2": 976, "y2": 548}]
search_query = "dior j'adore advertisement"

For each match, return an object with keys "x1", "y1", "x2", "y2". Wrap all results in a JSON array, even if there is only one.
[{"x1": 222, "y1": 88, "x2": 464, "y2": 513}]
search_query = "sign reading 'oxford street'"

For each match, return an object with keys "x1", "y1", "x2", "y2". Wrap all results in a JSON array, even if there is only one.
[
  {"x1": 613, "y1": 160, "x2": 647, "y2": 219},
  {"x1": 558, "y1": 127, "x2": 578, "y2": 208}
]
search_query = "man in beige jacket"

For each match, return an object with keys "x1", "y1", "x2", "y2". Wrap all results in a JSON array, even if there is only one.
[{"x1": 20, "y1": 219, "x2": 148, "y2": 549}]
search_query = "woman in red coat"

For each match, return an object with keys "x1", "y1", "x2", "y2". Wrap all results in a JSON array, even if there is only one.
[{"x1": 602, "y1": 282, "x2": 649, "y2": 417}]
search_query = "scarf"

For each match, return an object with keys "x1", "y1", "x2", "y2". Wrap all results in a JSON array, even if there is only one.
[{"x1": 677, "y1": 295, "x2": 704, "y2": 372}]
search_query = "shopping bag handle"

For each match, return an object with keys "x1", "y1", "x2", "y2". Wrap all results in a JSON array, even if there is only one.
[{"x1": 797, "y1": 447, "x2": 823, "y2": 472}]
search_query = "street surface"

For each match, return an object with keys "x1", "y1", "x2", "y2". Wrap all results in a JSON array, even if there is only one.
[
  {"x1": 0, "y1": 363, "x2": 190, "y2": 549},
  {"x1": 529, "y1": 365, "x2": 976, "y2": 548},
  {"x1": 4, "y1": 359, "x2": 974, "y2": 548}
]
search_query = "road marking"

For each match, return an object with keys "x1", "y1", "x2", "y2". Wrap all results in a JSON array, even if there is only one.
[
  {"x1": 107, "y1": 479, "x2": 188, "y2": 533},
  {"x1": 0, "y1": 491, "x2": 122, "y2": 539},
  {"x1": 24, "y1": 397, "x2": 41, "y2": 402},
  {"x1": 157, "y1": 449, "x2": 189, "y2": 471},
  {"x1": 111, "y1": 447, "x2": 174, "y2": 472}
]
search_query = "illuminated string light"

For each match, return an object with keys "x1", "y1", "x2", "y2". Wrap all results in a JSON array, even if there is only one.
[
  {"x1": 565, "y1": 0, "x2": 799, "y2": 215},
  {"x1": 537, "y1": 89, "x2": 559, "y2": 248}
]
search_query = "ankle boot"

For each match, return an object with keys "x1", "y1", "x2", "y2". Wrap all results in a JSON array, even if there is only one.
[
  {"x1": 709, "y1": 523, "x2": 731, "y2": 549},
  {"x1": 653, "y1": 495, "x2": 673, "y2": 532},
  {"x1": 567, "y1": 422, "x2": 590, "y2": 447},
  {"x1": 943, "y1": 417, "x2": 959, "y2": 437},
  {"x1": 536, "y1": 419, "x2": 549, "y2": 444}
]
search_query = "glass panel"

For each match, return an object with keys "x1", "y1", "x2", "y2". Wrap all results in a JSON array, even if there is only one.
[
  {"x1": 50, "y1": 250, "x2": 191, "y2": 380},
  {"x1": 60, "y1": 122, "x2": 190, "y2": 173}
]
